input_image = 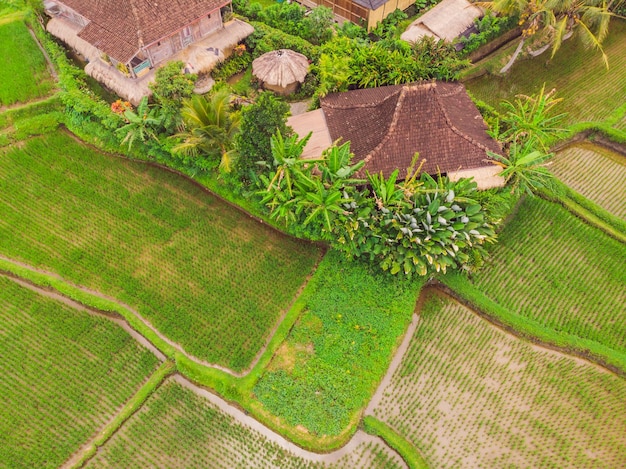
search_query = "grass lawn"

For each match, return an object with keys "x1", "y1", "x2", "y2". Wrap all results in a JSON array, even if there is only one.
[
  {"x1": 0, "y1": 19, "x2": 55, "y2": 106},
  {"x1": 0, "y1": 131, "x2": 321, "y2": 371},
  {"x1": 551, "y1": 142, "x2": 626, "y2": 219},
  {"x1": 464, "y1": 19, "x2": 626, "y2": 125},
  {"x1": 470, "y1": 197, "x2": 626, "y2": 354},
  {"x1": 86, "y1": 378, "x2": 405, "y2": 468},
  {"x1": 253, "y1": 251, "x2": 423, "y2": 437},
  {"x1": 0, "y1": 276, "x2": 160, "y2": 469},
  {"x1": 371, "y1": 294, "x2": 626, "y2": 468}
]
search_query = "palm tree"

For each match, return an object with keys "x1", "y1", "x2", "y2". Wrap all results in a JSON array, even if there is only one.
[
  {"x1": 116, "y1": 97, "x2": 162, "y2": 150},
  {"x1": 499, "y1": 84, "x2": 568, "y2": 151},
  {"x1": 265, "y1": 130, "x2": 314, "y2": 197},
  {"x1": 488, "y1": 142, "x2": 555, "y2": 195},
  {"x1": 483, "y1": 0, "x2": 615, "y2": 73},
  {"x1": 172, "y1": 89, "x2": 240, "y2": 172}
]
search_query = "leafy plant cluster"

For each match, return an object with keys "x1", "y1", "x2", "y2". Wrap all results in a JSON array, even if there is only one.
[
  {"x1": 246, "y1": 21, "x2": 321, "y2": 60},
  {"x1": 257, "y1": 133, "x2": 498, "y2": 276},
  {"x1": 314, "y1": 35, "x2": 468, "y2": 99},
  {"x1": 458, "y1": 13, "x2": 518, "y2": 56},
  {"x1": 235, "y1": 0, "x2": 334, "y2": 45},
  {"x1": 211, "y1": 49, "x2": 253, "y2": 82}
]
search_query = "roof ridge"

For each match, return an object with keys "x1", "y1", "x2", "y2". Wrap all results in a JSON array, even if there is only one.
[
  {"x1": 432, "y1": 84, "x2": 495, "y2": 155},
  {"x1": 322, "y1": 86, "x2": 403, "y2": 110},
  {"x1": 128, "y1": 0, "x2": 145, "y2": 48},
  {"x1": 361, "y1": 84, "x2": 415, "y2": 170}
]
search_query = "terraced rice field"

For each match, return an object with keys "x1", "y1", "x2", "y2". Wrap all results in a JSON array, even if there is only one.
[
  {"x1": 0, "y1": 131, "x2": 321, "y2": 371},
  {"x1": 465, "y1": 19, "x2": 626, "y2": 125},
  {"x1": 550, "y1": 142, "x2": 626, "y2": 219},
  {"x1": 470, "y1": 197, "x2": 626, "y2": 353},
  {"x1": 86, "y1": 378, "x2": 405, "y2": 468},
  {"x1": 371, "y1": 294, "x2": 626, "y2": 468},
  {"x1": 0, "y1": 18, "x2": 55, "y2": 106},
  {"x1": 0, "y1": 275, "x2": 160, "y2": 469}
]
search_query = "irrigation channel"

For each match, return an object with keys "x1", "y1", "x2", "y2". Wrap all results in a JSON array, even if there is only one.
[{"x1": 3, "y1": 256, "x2": 621, "y2": 468}]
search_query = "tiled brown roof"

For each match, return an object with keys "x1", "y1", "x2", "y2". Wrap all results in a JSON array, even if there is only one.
[
  {"x1": 320, "y1": 82, "x2": 502, "y2": 179},
  {"x1": 59, "y1": 0, "x2": 225, "y2": 63}
]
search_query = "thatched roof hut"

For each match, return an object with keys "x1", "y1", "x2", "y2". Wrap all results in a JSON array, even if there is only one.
[
  {"x1": 401, "y1": 0, "x2": 483, "y2": 43},
  {"x1": 252, "y1": 49, "x2": 309, "y2": 95}
]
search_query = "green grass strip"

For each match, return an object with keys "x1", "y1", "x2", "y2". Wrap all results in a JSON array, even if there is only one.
[
  {"x1": 438, "y1": 274, "x2": 626, "y2": 375},
  {"x1": 70, "y1": 360, "x2": 175, "y2": 469},
  {"x1": 363, "y1": 416, "x2": 429, "y2": 469},
  {"x1": 539, "y1": 184, "x2": 626, "y2": 243},
  {"x1": 0, "y1": 258, "x2": 178, "y2": 357}
]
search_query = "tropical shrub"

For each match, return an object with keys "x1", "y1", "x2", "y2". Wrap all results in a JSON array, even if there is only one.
[
  {"x1": 149, "y1": 61, "x2": 196, "y2": 133},
  {"x1": 172, "y1": 90, "x2": 240, "y2": 172},
  {"x1": 235, "y1": 92, "x2": 292, "y2": 180},
  {"x1": 458, "y1": 13, "x2": 518, "y2": 56},
  {"x1": 257, "y1": 133, "x2": 497, "y2": 276}
]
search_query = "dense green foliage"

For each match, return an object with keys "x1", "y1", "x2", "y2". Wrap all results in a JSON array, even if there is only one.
[
  {"x1": 458, "y1": 13, "x2": 518, "y2": 56},
  {"x1": 247, "y1": 21, "x2": 320, "y2": 60},
  {"x1": 254, "y1": 251, "x2": 422, "y2": 435},
  {"x1": 235, "y1": 91, "x2": 292, "y2": 178},
  {"x1": 0, "y1": 132, "x2": 320, "y2": 370},
  {"x1": 259, "y1": 135, "x2": 498, "y2": 276},
  {"x1": 255, "y1": 3, "x2": 334, "y2": 45},
  {"x1": 87, "y1": 379, "x2": 405, "y2": 468},
  {"x1": 471, "y1": 196, "x2": 626, "y2": 353},
  {"x1": 172, "y1": 90, "x2": 241, "y2": 172},
  {"x1": 0, "y1": 19, "x2": 54, "y2": 105},
  {"x1": 148, "y1": 61, "x2": 196, "y2": 133},
  {"x1": 315, "y1": 36, "x2": 468, "y2": 98},
  {"x1": 371, "y1": 295, "x2": 626, "y2": 468},
  {"x1": 0, "y1": 276, "x2": 159, "y2": 469}
]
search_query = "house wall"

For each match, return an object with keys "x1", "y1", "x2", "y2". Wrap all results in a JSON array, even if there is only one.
[
  {"x1": 145, "y1": 11, "x2": 224, "y2": 66},
  {"x1": 198, "y1": 13, "x2": 222, "y2": 37},
  {"x1": 367, "y1": 0, "x2": 414, "y2": 29},
  {"x1": 300, "y1": 0, "x2": 368, "y2": 24}
]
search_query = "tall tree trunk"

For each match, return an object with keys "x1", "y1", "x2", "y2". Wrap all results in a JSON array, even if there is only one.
[{"x1": 500, "y1": 38, "x2": 526, "y2": 74}]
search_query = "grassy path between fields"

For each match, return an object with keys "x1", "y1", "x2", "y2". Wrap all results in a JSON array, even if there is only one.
[
  {"x1": 0, "y1": 253, "x2": 320, "y2": 378},
  {"x1": 64, "y1": 361, "x2": 176, "y2": 469}
]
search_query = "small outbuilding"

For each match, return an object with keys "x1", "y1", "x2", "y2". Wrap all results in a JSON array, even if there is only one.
[
  {"x1": 252, "y1": 49, "x2": 309, "y2": 95},
  {"x1": 401, "y1": 0, "x2": 483, "y2": 44}
]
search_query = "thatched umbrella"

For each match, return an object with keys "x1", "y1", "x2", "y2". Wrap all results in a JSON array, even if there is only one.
[{"x1": 252, "y1": 49, "x2": 309, "y2": 95}]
